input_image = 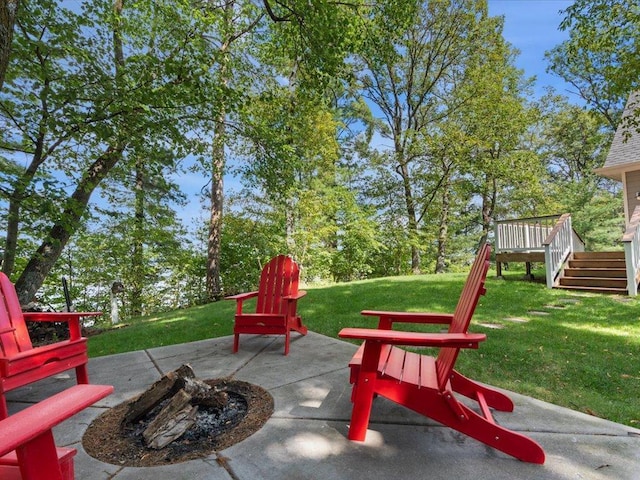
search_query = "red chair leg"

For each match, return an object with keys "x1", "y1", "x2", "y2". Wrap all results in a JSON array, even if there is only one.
[
  {"x1": 0, "y1": 393, "x2": 8, "y2": 420},
  {"x1": 284, "y1": 331, "x2": 290, "y2": 356},
  {"x1": 16, "y1": 430, "x2": 64, "y2": 480},
  {"x1": 348, "y1": 370, "x2": 377, "y2": 441},
  {"x1": 75, "y1": 364, "x2": 89, "y2": 385}
]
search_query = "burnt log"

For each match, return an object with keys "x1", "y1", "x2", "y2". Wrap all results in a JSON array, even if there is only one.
[
  {"x1": 143, "y1": 389, "x2": 198, "y2": 449},
  {"x1": 121, "y1": 364, "x2": 233, "y2": 450},
  {"x1": 123, "y1": 364, "x2": 199, "y2": 425},
  {"x1": 182, "y1": 375, "x2": 213, "y2": 400}
]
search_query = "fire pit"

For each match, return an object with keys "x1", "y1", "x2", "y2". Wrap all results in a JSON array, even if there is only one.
[{"x1": 83, "y1": 365, "x2": 273, "y2": 467}]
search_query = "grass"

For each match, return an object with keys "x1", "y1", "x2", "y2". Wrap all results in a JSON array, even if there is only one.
[{"x1": 87, "y1": 268, "x2": 640, "y2": 428}]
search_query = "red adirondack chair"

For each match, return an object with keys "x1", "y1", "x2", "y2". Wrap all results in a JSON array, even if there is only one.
[
  {"x1": 339, "y1": 244, "x2": 545, "y2": 464},
  {"x1": 0, "y1": 273, "x2": 101, "y2": 419},
  {"x1": 0, "y1": 383, "x2": 113, "y2": 480},
  {"x1": 226, "y1": 255, "x2": 307, "y2": 355}
]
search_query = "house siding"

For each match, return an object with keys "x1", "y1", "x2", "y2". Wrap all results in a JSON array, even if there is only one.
[{"x1": 625, "y1": 170, "x2": 640, "y2": 221}]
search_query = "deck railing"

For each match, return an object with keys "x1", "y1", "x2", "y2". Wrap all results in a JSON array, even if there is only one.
[
  {"x1": 542, "y1": 213, "x2": 574, "y2": 289},
  {"x1": 495, "y1": 213, "x2": 585, "y2": 289},
  {"x1": 622, "y1": 206, "x2": 640, "y2": 296},
  {"x1": 495, "y1": 215, "x2": 560, "y2": 253}
]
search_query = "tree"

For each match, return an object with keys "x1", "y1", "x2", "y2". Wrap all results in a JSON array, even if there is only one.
[
  {"x1": 238, "y1": 89, "x2": 340, "y2": 267},
  {"x1": 94, "y1": 145, "x2": 188, "y2": 317},
  {"x1": 194, "y1": 0, "x2": 266, "y2": 302},
  {"x1": 536, "y1": 92, "x2": 613, "y2": 185},
  {"x1": 534, "y1": 92, "x2": 622, "y2": 250},
  {"x1": 219, "y1": 197, "x2": 285, "y2": 294},
  {"x1": 451, "y1": 15, "x2": 539, "y2": 248},
  {"x1": 547, "y1": 0, "x2": 640, "y2": 131},
  {"x1": 0, "y1": 0, "x2": 226, "y2": 304},
  {"x1": 197, "y1": 0, "x2": 366, "y2": 301},
  {"x1": 354, "y1": 0, "x2": 513, "y2": 273},
  {"x1": 50, "y1": 214, "x2": 204, "y2": 320}
]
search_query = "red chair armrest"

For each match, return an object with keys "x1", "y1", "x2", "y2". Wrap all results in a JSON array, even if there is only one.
[
  {"x1": 6, "y1": 338, "x2": 87, "y2": 363},
  {"x1": 22, "y1": 312, "x2": 102, "y2": 322},
  {"x1": 339, "y1": 327, "x2": 486, "y2": 349},
  {"x1": 0, "y1": 384, "x2": 113, "y2": 457},
  {"x1": 283, "y1": 290, "x2": 306, "y2": 300},
  {"x1": 225, "y1": 291, "x2": 259, "y2": 315},
  {"x1": 225, "y1": 291, "x2": 259, "y2": 301},
  {"x1": 361, "y1": 310, "x2": 454, "y2": 329}
]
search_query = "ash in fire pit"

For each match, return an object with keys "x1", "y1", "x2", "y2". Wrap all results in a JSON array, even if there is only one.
[{"x1": 83, "y1": 365, "x2": 273, "y2": 467}]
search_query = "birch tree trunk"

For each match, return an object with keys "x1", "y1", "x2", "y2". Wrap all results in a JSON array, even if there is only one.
[{"x1": 206, "y1": 46, "x2": 228, "y2": 302}]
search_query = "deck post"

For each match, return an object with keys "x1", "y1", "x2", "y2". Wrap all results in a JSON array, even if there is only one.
[
  {"x1": 544, "y1": 245, "x2": 553, "y2": 289},
  {"x1": 622, "y1": 206, "x2": 640, "y2": 296}
]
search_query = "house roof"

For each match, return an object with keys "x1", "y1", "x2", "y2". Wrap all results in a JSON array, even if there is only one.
[{"x1": 595, "y1": 91, "x2": 640, "y2": 181}]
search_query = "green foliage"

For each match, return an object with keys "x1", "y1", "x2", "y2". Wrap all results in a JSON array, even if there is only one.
[
  {"x1": 38, "y1": 219, "x2": 206, "y2": 320},
  {"x1": 531, "y1": 92, "x2": 625, "y2": 250},
  {"x1": 351, "y1": 0, "x2": 539, "y2": 272},
  {"x1": 220, "y1": 208, "x2": 286, "y2": 295},
  {"x1": 1, "y1": 0, "x2": 629, "y2": 314},
  {"x1": 261, "y1": 0, "x2": 367, "y2": 92},
  {"x1": 235, "y1": 77, "x2": 387, "y2": 283},
  {"x1": 560, "y1": 184, "x2": 624, "y2": 251},
  {"x1": 0, "y1": 0, "x2": 229, "y2": 300},
  {"x1": 548, "y1": 0, "x2": 640, "y2": 130},
  {"x1": 535, "y1": 92, "x2": 613, "y2": 183},
  {"x1": 329, "y1": 195, "x2": 384, "y2": 282}
]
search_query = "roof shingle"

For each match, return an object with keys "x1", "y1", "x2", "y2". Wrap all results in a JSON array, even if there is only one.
[{"x1": 595, "y1": 91, "x2": 640, "y2": 180}]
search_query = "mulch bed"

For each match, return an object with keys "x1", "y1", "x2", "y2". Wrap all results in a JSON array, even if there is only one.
[
  {"x1": 83, "y1": 378, "x2": 274, "y2": 467},
  {"x1": 26, "y1": 320, "x2": 103, "y2": 347}
]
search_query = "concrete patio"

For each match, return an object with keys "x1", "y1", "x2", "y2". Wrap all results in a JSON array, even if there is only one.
[{"x1": 6, "y1": 331, "x2": 640, "y2": 479}]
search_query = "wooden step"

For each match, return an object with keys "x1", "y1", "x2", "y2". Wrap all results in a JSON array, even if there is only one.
[
  {"x1": 554, "y1": 284, "x2": 628, "y2": 294},
  {"x1": 568, "y1": 259, "x2": 626, "y2": 269},
  {"x1": 573, "y1": 251, "x2": 625, "y2": 260},
  {"x1": 563, "y1": 268, "x2": 627, "y2": 278},
  {"x1": 559, "y1": 276, "x2": 627, "y2": 289},
  {"x1": 555, "y1": 251, "x2": 629, "y2": 295}
]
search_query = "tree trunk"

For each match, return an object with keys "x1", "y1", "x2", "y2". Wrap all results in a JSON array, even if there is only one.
[
  {"x1": 0, "y1": 0, "x2": 24, "y2": 275},
  {"x1": 480, "y1": 173, "x2": 497, "y2": 247},
  {"x1": 207, "y1": 123, "x2": 225, "y2": 301},
  {"x1": 14, "y1": 144, "x2": 126, "y2": 305},
  {"x1": 206, "y1": 66, "x2": 227, "y2": 302},
  {"x1": 130, "y1": 157, "x2": 145, "y2": 316},
  {"x1": 206, "y1": 25, "x2": 232, "y2": 302},
  {"x1": 2, "y1": 130, "x2": 48, "y2": 276},
  {"x1": 397, "y1": 159, "x2": 421, "y2": 274},
  {"x1": 0, "y1": 0, "x2": 18, "y2": 91},
  {"x1": 435, "y1": 173, "x2": 451, "y2": 274}
]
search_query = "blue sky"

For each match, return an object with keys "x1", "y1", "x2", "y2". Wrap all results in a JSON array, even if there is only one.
[{"x1": 488, "y1": 0, "x2": 576, "y2": 99}]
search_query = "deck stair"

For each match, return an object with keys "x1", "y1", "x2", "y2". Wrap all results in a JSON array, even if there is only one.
[{"x1": 557, "y1": 251, "x2": 627, "y2": 294}]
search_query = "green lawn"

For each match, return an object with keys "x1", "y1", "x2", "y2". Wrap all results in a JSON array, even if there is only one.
[{"x1": 87, "y1": 268, "x2": 640, "y2": 428}]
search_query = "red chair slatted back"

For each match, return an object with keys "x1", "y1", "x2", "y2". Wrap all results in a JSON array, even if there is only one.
[
  {"x1": 256, "y1": 255, "x2": 300, "y2": 315},
  {"x1": 0, "y1": 273, "x2": 33, "y2": 357},
  {"x1": 435, "y1": 244, "x2": 490, "y2": 389}
]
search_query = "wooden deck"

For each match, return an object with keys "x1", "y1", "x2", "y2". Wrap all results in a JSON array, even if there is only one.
[{"x1": 495, "y1": 252, "x2": 546, "y2": 278}]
